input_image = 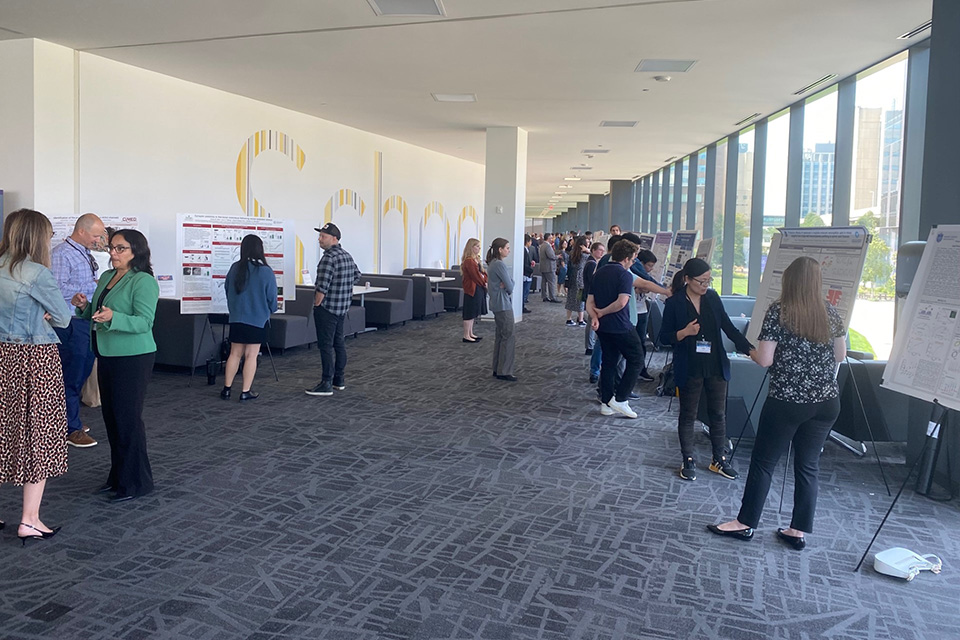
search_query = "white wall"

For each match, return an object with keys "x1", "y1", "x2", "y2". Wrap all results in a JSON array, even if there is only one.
[
  {"x1": 33, "y1": 40, "x2": 76, "y2": 215},
  {"x1": 76, "y1": 53, "x2": 485, "y2": 287},
  {"x1": 0, "y1": 39, "x2": 36, "y2": 217}
]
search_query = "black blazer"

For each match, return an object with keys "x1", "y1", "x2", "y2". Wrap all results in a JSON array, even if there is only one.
[
  {"x1": 523, "y1": 246, "x2": 534, "y2": 277},
  {"x1": 659, "y1": 287, "x2": 754, "y2": 387}
]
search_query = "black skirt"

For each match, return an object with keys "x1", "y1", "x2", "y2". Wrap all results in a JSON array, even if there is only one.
[
  {"x1": 229, "y1": 322, "x2": 266, "y2": 344},
  {"x1": 462, "y1": 289, "x2": 484, "y2": 320}
]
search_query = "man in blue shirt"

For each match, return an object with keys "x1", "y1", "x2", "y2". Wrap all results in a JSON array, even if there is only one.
[
  {"x1": 587, "y1": 239, "x2": 645, "y2": 418},
  {"x1": 51, "y1": 213, "x2": 106, "y2": 448}
]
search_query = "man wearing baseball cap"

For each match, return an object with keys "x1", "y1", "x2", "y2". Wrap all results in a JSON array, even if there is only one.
[{"x1": 305, "y1": 222, "x2": 361, "y2": 396}]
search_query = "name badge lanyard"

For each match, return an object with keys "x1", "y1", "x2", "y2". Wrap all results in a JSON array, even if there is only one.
[{"x1": 687, "y1": 293, "x2": 712, "y2": 354}]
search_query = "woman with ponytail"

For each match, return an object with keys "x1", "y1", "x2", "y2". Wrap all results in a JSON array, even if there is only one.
[
  {"x1": 659, "y1": 258, "x2": 755, "y2": 482},
  {"x1": 709, "y1": 256, "x2": 846, "y2": 549}
]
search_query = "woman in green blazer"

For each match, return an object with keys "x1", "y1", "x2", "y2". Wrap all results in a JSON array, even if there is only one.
[{"x1": 73, "y1": 229, "x2": 159, "y2": 502}]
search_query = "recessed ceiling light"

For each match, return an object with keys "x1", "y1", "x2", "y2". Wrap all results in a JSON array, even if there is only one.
[
  {"x1": 368, "y1": 0, "x2": 445, "y2": 17},
  {"x1": 431, "y1": 93, "x2": 477, "y2": 103},
  {"x1": 599, "y1": 121, "x2": 637, "y2": 128},
  {"x1": 733, "y1": 113, "x2": 761, "y2": 127},
  {"x1": 558, "y1": 185, "x2": 573, "y2": 189},
  {"x1": 564, "y1": 177, "x2": 581, "y2": 181},
  {"x1": 793, "y1": 74, "x2": 838, "y2": 96},
  {"x1": 570, "y1": 166, "x2": 593, "y2": 170},
  {"x1": 897, "y1": 20, "x2": 931, "y2": 39},
  {"x1": 581, "y1": 149, "x2": 610, "y2": 154},
  {"x1": 635, "y1": 59, "x2": 698, "y2": 73}
]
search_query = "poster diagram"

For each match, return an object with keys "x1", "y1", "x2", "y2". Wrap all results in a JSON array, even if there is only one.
[
  {"x1": 746, "y1": 226, "x2": 869, "y2": 344},
  {"x1": 662, "y1": 230, "x2": 700, "y2": 289},
  {"x1": 883, "y1": 225, "x2": 960, "y2": 412},
  {"x1": 176, "y1": 214, "x2": 295, "y2": 315},
  {"x1": 648, "y1": 231, "x2": 675, "y2": 283}
]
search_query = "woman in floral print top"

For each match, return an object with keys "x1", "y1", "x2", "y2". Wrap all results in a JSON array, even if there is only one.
[{"x1": 708, "y1": 256, "x2": 847, "y2": 551}]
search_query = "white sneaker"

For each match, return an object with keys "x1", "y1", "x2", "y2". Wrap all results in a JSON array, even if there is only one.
[
  {"x1": 600, "y1": 403, "x2": 615, "y2": 416},
  {"x1": 608, "y1": 398, "x2": 638, "y2": 418}
]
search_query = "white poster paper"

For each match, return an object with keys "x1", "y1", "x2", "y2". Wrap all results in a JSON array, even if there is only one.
[
  {"x1": 50, "y1": 215, "x2": 146, "y2": 273},
  {"x1": 662, "y1": 230, "x2": 700, "y2": 288},
  {"x1": 746, "y1": 226, "x2": 870, "y2": 344},
  {"x1": 649, "y1": 231, "x2": 674, "y2": 283},
  {"x1": 882, "y1": 225, "x2": 960, "y2": 412},
  {"x1": 695, "y1": 237, "x2": 716, "y2": 264},
  {"x1": 176, "y1": 214, "x2": 295, "y2": 314}
]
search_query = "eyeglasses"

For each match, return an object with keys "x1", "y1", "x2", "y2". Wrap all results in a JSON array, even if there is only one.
[
  {"x1": 86, "y1": 253, "x2": 99, "y2": 277},
  {"x1": 108, "y1": 244, "x2": 130, "y2": 254},
  {"x1": 690, "y1": 276, "x2": 713, "y2": 286}
]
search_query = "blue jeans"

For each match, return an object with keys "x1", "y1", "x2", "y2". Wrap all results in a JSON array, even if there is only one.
[
  {"x1": 55, "y1": 317, "x2": 96, "y2": 434},
  {"x1": 589, "y1": 335, "x2": 602, "y2": 377},
  {"x1": 522, "y1": 278, "x2": 532, "y2": 305}
]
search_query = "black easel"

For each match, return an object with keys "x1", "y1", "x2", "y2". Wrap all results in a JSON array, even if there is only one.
[
  {"x1": 189, "y1": 314, "x2": 278, "y2": 385},
  {"x1": 836, "y1": 354, "x2": 892, "y2": 496},
  {"x1": 729, "y1": 370, "x2": 769, "y2": 462},
  {"x1": 855, "y1": 402, "x2": 950, "y2": 572}
]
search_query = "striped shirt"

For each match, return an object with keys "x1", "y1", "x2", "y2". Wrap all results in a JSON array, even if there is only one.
[
  {"x1": 315, "y1": 243, "x2": 361, "y2": 316},
  {"x1": 51, "y1": 237, "x2": 99, "y2": 306}
]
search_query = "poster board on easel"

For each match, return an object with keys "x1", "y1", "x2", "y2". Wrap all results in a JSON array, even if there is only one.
[
  {"x1": 661, "y1": 230, "x2": 700, "y2": 289},
  {"x1": 746, "y1": 226, "x2": 870, "y2": 345},
  {"x1": 695, "y1": 237, "x2": 716, "y2": 264},
  {"x1": 882, "y1": 225, "x2": 960, "y2": 412},
  {"x1": 176, "y1": 213, "x2": 295, "y2": 314}
]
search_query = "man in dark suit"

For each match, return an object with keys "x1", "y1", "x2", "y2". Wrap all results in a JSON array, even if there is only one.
[{"x1": 521, "y1": 234, "x2": 534, "y2": 313}]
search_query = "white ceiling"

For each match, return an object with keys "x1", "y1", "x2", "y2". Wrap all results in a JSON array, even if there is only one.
[{"x1": 0, "y1": 0, "x2": 932, "y2": 217}]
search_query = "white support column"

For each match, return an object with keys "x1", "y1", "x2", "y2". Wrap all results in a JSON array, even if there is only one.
[{"x1": 483, "y1": 127, "x2": 528, "y2": 321}]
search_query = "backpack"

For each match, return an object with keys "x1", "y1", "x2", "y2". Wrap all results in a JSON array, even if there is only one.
[{"x1": 656, "y1": 362, "x2": 676, "y2": 398}]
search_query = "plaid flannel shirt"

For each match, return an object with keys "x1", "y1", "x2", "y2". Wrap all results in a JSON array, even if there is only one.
[{"x1": 315, "y1": 243, "x2": 361, "y2": 316}]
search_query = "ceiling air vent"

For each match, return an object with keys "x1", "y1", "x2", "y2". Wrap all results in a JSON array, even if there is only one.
[
  {"x1": 367, "y1": 0, "x2": 445, "y2": 17},
  {"x1": 635, "y1": 59, "x2": 698, "y2": 73},
  {"x1": 897, "y1": 20, "x2": 932, "y2": 40},
  {"x1": 733, "y1": 113, "x2": 761, "y2": 127},
  {"x1": 600, "y1": 121, "x2": 638, "y2": 128},
  {"x1": 570, "y1": 166, "x2": 593, "y2": 170},
  {"x1": 581, "y1": 149, "x2": 610, "y2": 154},
  {"x1": 793, "y1": 74, "x2": 838, "y2": 96}
]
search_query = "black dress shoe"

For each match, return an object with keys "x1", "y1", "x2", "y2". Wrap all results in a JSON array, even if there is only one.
[
  {"x1": 496, "y1": 374, "x2": 518, "y2": 382},
  {"x1": 95, "y1": 483, "x2": 115, "y2": 494},
  {"x1": 471, "y1": 336, "x2": 483, "y2": 341},
  {"x1": 706, "y1": 524, "x2": 754, "y2": 540},
  {"x1": 109, "y1": 494, "x2": 136, "y2": 503},
  {"x1": 220, "y1": 386, "x2": 231, "y2": 400},
  {"x1": 239, "y1": 390, "x2": 259, "y2": 402},
  {"x1": 462, "y1": 338, "x2": 478, "y2": 343},
  {"x1": 522, "y1": 307, "x2": 531, "y2": 314},
  {"x1": 776, "y1": 528, "x2": 806, "y2": 550}
]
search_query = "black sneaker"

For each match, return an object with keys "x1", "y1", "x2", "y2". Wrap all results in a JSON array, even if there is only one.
[
  {"x1": 709, "y1": 457, "x2": 740, "y2": 480},
  {"x1": 638, "y1": 371, "x2": 655, "y2": 383},
  {"x1": 522, "y1": 307, "x2": 532, "y2": 314},
  {"x1": 628, "y1": 392, "x2": 641, "y2": 400},
  {"x1": 305, "y1": 381, "x2": 333, "y2": 396},
  {"x1": 680, "y1": 458, "x2": 697, "y2": 481},
  {"x1": 565, "y1": 320, "x2": 577, "y2": 326},
  {"x1": 585, "y1": 348, "x2": 593, "y2": 356},
  {"x1": 332, "y1": 380, "x2": 346, "y2": 391},
  {"x1": 589, "y1": 374, "x2": 598, "y2": 384}
]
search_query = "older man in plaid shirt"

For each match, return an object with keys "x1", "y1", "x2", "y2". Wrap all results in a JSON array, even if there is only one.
[{"x1": 305, "y1": 223, "x2": 361, "y2": 397}]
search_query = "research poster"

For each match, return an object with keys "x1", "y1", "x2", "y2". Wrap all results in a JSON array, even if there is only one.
[
  {"x1": 176, "y1": 214, "x2": 295, "y2": 315},
  {"x1": 695, "y1": 237, "x2": 716, "y2": 264},
  {"x1": 50, "y1": 215, "x2": 146, "y2": 274},
  {"x1": 882, "y1": 225, "x2": 960, "y2": 412},
  {"x1": 746, "y1": 226, "x2": 869, "y2": 344},
  {"x1": 649, "y1": 231, "x2": 674, "y2": 283},
  {"x1": 662, "y1": 230, "x2": 700, "y2": 288},
  {"x1": 637, "y1": 233, "x2": 655, "y2": 252}
]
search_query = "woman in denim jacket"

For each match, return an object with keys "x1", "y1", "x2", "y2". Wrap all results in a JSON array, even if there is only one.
[{"x1": 0, "y1": 209, "x2": 73, "y2": 545}]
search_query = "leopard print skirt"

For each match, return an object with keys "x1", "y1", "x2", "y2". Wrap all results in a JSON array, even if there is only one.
[{"x1": 0, "y1": 343, "x2": 68, "y2": 485}]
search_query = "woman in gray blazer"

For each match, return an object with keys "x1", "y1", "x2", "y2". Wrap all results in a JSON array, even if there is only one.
[{"x1": 486, "y1": 238, "x2": 517, "y2": 382}]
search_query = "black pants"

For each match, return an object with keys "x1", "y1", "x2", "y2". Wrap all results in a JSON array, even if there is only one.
[
  {"x1": 678, "y1": 375, "x2": 728, "y2": 462},
  {"x1": 597, "y1": 330, "x2": 643, "y2": 404},
  {"x1": 635, "y1": 313, "x2": 649, "y2": 371},
  {"x1": 314, "y1": 305, "x2": 347, "y2": 383},
  {"x1": 737, "y1": 396, "x2": 840, "y2": 533},
  {"x1": 55, "y1": 318, "x2": 96, "y2": 434},
  {"x1": 98, "y1": 352, "x2": 155, "y2": 498}
]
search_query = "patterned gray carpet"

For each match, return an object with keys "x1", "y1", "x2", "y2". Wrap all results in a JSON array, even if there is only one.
[{"x1": 1, "y1": 298, "x2": 958, "y2": 640}]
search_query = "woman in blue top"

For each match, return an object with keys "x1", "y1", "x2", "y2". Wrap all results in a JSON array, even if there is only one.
[
  {"x1": 222, "y1": 235, "x2": 278, "y2": 401},
  {"x1": 709, "y1": 257, "x2": 846, "y2": 549},
  {"x1": 0, "y1": 209, "x2": 73, "y2": 545},
  {"x1": 660, "y1": 258, "x2": 755, "y2": 482}
]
